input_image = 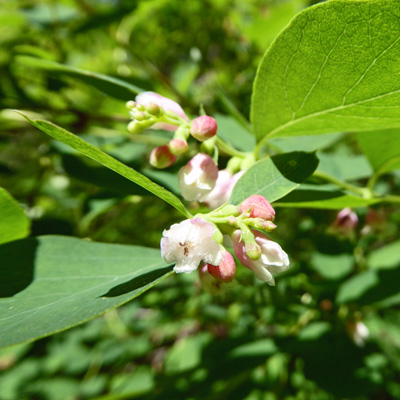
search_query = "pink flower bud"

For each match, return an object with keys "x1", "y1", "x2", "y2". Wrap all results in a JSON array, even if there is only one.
[
  {"x1": 190, "y1": 116, "x2": 218, "y2": 141},
  {"x1": 150, "y1": 145, "x2": 176, "y2": 169},
  {"x1": 202, "y1": 170, "x2": 244, "y2": 209},
  {"x1": 136, "y1": 91, "x2": 188, "y2": 131},
  {"x1": 239, "y1": 195, "x2": 275, "y2": 221},
  {"x1": 232, "y1": 230, "x2": 289, "y2": 285},
  {"x1": 169, "y1": 138, "x2": 188, "y2": 155},
  {"x1": 161, "y1": 218, "x2": 223, "y2": 274},
  {"x1": 178, "y1": 153, "x2": 218, "y2": 201},
  {"x1": 206, "y1": 249, "x2": 236, "y2": 282},
  {"x1": 332, "y1": 208, "x2": 358, "y2": 231}
]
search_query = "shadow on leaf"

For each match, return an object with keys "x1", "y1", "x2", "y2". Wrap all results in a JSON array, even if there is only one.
[
  {"x1": 101, "y1": 265, "x2": 173, "y2": 297},
  {"x1": 0, "y1": 237, "x2": 38, "y2": 297}
]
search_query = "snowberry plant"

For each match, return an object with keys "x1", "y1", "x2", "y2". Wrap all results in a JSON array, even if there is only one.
[{"x1": 2, "y1": 0, "x2": 400, "y2": 348}]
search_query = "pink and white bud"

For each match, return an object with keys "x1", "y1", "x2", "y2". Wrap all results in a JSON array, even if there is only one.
[
  {"x1": 161, "y1": 218, "x2": 223, "y2": 274},
  {"x1": 150, "y1": 145, "x2": 176, "y2": 169},
  {"x1": 332, "y1": 208, "x2": 358, "y2": 231},
  {"x1": 202, "y1": 170, "x2": 244, "y2": 209},
  {"x1": 206, "y1": 249, "x2": 236, "y2": 282},
  {"x1": 239, "y1": 195, "x2": 275, "y2": 221},
  {"x1": 232, "y1": 230, "x2": 289, "y2": 286},
  {"x1": 190, "y1": 116, "x2": 218, "y2": 141},
  {"x1": 136, "y1": 91, "x2": 189, "y2": 131},
  {"x1": 168, "y1": 138, "x2": 188, "y2": 155},
  {"x1": 346, "y1": 321, "x2": 369, "y2": 347},
  {"x1": 178, "y1": 153, "x2": 218, "y2": 202}
]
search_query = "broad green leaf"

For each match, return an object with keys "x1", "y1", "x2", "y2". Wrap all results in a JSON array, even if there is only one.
[
  {"x1": 15, "y1": 56, "x2": 143, "y2": 101},
  {"x1": 357, "y1": 129, "x2": 400, "y2": 174},
  {"x1": 275, "y1": 185, "x2": 380, "y2": 209},
  {"x1": 337, "y1": 264, "x2": 400, "y2": 307},
  {"x1": 268, "y1": 132, "x2": 343, "y2": 153},
  {"x1": 311, "y1": 253, "x2": 354, "y2": 280},
  {"x1": 0, "y1": 236, "x2": 173, "y2": 348},
  {"x1": 214, "y1": 114, "x2": 256, "y2": 152},
  {"x1": 19, "y1": 114, "x2": 191, "y2": 218},
  {"x1": 0, "y1": 188, "x2": 30, "y2": 245},
  {"x1": 367, "y1": 240, "x2": 400, "y2": 270},
  {"x1": 229, "y1": 151, "x2": 319, "y2": 204},
  {"x1": 317, "y1": 150, "x2": 373, "y2": 181},
  {"x1": 252, "y1": 0, "x2": 400, "y2": 145}
]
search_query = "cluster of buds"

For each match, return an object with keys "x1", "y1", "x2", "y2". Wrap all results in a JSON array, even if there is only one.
[
  {"x1": 126, "y1": 92, "x2": 219, "y2": 169},
  {"x1": 161, "y1": 195, "x2": 289, "y2": 288}
]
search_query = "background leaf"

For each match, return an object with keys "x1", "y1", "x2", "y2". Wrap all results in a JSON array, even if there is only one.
[
  {"x1": 0, "y1": 236, "x2": 173, "y2": 348},
  {"x1": 15, "y1": 56, "x2": 143, "y2": 101},
  {"x1": 357, "y1": 128, "x2": 400, "y2": 174},
  {"x1": 275, "y1": 185, "x2": 380, "y2": 209},
  {"x1": 229, "y1": 151, "x2": 319, "y2": 204},
  {"x1": 19, "y1": 114, "x2": 191, "y2": 218},
  {"x1": 0, "y1": 188, "x2": 30, "y2": 245},
  {"x1": 252, "y1": 0, "x2": 400, "y2": 142}
]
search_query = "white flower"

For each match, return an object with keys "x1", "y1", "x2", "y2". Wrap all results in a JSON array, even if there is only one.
[
  {"x1": 202, "y1": 170, "x2": 244, "y2": 209},
  {"x1": 161, "y1": 218, "x2": 223, "y2": 274},
  {"x1": 178, "y1": 153, "x2": 218, "y2": 202},
  {"x1": 232, "y1": 230, "x2": 289, "y2": 285},
  {"x1": 347, "y1": 321, "x2": 369, "y2": 347}
]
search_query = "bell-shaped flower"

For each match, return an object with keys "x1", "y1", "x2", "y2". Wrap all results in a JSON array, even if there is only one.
[
  {"x1": 239, "y1": 195, "x2": 275, "y2": 221},
  {"x1": 161, "y1": 218, "x2": 223, "y2": 274},
  {"x1": 202, "y1": 170, "x2": 244, "y2": 209},
  {"x1": 178, "y1": 153, "x2": 218, "y2": 201},
  {"x1": 232, "y1": 230, "x2": 289, "y2": 285},
  {"x1": 136, "y1": 91, "x2": 189, "y2": 131}
]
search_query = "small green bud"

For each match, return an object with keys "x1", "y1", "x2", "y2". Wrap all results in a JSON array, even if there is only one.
[
  {"x1": 146, "y1": 102, "x2": 161, "y2": 116},
  {"x1": 245, "y1": 242, "x2": 262, "y2": 260},
  {"x1": 126, "y1": 100, "x2": 136, "y2": 110},
  {"x1": 200, "y1": 136, "x2": 217, "y2": 155},
  {"x1": 127, "y1": 120, "x2": 145, "y2": 134}
]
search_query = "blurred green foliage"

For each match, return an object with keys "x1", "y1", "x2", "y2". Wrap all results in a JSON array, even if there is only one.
[{"x1": 1, "y1": 0, "x2": 400, "y2": 399}]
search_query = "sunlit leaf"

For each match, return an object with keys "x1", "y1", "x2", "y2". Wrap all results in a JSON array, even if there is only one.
[
  {"x1": 0, "y1": 188, "x2": 30, "y2": 245},
  {"x1": 18, "y1": 114, "x2": 191, "y2": 218},
  {"x1": 252, "y1": 0, "x2": 400, "y2": 144}
]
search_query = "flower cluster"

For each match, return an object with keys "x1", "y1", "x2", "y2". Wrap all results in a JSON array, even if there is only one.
[
  {"x1": 126, "y1": 92, "x2": 290, "y2": 290},
  {"x1": 126, "y1": 92, "x2": 218, "y2": 169},
  {"x1": 161, "y1": 195, "x2": 289, "y2": 287}
]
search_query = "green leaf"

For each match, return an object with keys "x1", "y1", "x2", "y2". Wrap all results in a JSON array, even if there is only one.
[
  {"x1": 0, "y1": 236, "x2": 173, "y2": 348},
  {"x1": 19, "y1": 114, "x2": 190, "y2": 218},
  {"x1": 274, "y1": 189, "x2": 381, "y2": 210},
  {"x1": 214, "y1": 114, "x2": 256, "y2": 152},
  {"x1": 15, "y1": 55, "x2": 143, "y2": 101},
  {"x1": 229, "y1": 151, "x2": 319, "y2": 204},
  {"x1": 311, "y1": 253, "x2": 354, "y2": 280},
  {"x1": 252, "y1": 0, "x2": 400, "y2": 144},
  {"x1": 367, "y1": 240, "x2": 400, "y2": 270},
  {"x1": 0, "y1": 188, "x2": 30, "y2": 245},
  {"x1": 275, "y1": 185, "x2": 380, "y2": 209},
  {"x1": 357, "y1": 129, "x2": 400, "y2": 174},
  {"x1": 268, "y1": 132, "x2": 343, "y2": 153}
]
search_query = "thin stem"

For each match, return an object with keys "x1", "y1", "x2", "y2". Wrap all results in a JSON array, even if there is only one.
[
  {"x1": 216, "y1": 136, "x2": 247, "y2": 158},
  {"x1": 378, "y1": 195, "x2": 400, "y2": 204},
  {"x1": 313, "y1": 170, "x2": 372, "y2": 198}
]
